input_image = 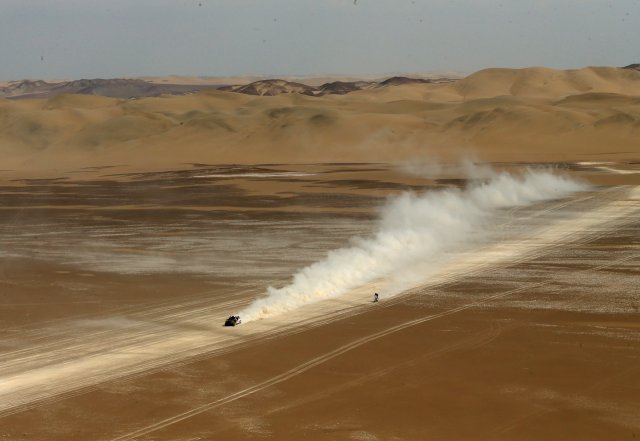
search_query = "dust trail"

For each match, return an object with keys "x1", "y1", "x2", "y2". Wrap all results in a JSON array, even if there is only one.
[{"x1": 239, "y1": 167, "x2": 587, "y2": 322}]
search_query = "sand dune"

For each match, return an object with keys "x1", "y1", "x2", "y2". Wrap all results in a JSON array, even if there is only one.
[
  {"x1": 449, "y1": 66, "x2": 640, "y2": 100},
  {"x1": 0, "y1": 66, "x2": 638, "y2": 177}
]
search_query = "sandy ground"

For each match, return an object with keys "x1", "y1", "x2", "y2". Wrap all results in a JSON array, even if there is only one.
[{"x1": 0, "y1": 162, "x2": 638, "y2": 440}]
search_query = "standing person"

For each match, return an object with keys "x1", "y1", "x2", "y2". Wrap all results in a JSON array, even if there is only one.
[{"x1": 373, "y1": 293, "x2": 379, "y2": 303}]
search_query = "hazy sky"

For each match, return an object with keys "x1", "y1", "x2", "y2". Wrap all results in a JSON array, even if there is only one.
[{"x1": 1, "y1": 0, "x2": 639, "y2": 80}]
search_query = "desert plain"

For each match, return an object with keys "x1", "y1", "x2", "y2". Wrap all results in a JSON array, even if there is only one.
[{"x1": 0, "y1": 67, "x2": 639, "y2": 440}]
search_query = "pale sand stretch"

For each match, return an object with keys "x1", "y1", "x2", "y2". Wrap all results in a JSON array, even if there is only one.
[{"x1": 0, "y1": 185, "x2": 637, "y2": 421}]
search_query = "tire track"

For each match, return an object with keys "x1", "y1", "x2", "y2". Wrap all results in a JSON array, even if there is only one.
[
  {"x1": 490, "y1": 364, "x2": 640, "y2": 436},
  {"x1": 110, "y1": 252, "x2": 639, "y2": 441},
  {"x1": 0, "y1": 295, "x2": 253, "y2": 361},
  {"x1": 0, "y1": 186, "x2": 636, "y2": 421},
  {"x1": 258, "y1": 320, "x2": 507, "y2": 421}
]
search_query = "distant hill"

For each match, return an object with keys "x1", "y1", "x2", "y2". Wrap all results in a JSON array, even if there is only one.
[
  {"x1": 218, "y1": 79, "x2": 317, "y2": 96},
  {"x1": 10, "y1": 67, "x2": 633, "y2": 102},
  {"x1": 0, "y1": 80, "x2": 51, "y2": 96},
  {"x1": 1, "y1": 75, "x2": 459, "y2": 100},
  {"x1": 0, "y1": 78, "x2": 216, "y2": 100},
  {"x1": 219, "y1": 76, "x2": 456, "y2": 97},
  {"x1": 377, "y1": 76, "x2": 433, "y2": 87},
  {"x1": 316, "y1": 80, "x2": 375, "y2": 95}
]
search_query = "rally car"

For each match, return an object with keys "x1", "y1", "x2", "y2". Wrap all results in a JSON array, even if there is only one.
[{"x1": 224, "y1": 315, "x2": 242, "y2": 327}]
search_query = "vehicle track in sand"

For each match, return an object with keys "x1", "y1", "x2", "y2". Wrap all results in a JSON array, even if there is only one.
[
  {"x1": 110, "y1": 252, "x2": 639, "y2": 440},
  {"x1": 0, "y1": 185, "x2": 638, "y2": 422},
  {"x1": 489, "y1": 363, "x2": 640, "y2": 436}
]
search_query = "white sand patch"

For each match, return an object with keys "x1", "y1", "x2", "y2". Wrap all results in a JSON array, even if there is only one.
[
  {"x1": 193, "y1": 172, "x2": 316, "y2": 178},
  {"x1": 593, "y1": 166, "x2": 639, "y2": 175},
  {"x1": 576, "y1": 162, "x2": 640, "y2": 175}
]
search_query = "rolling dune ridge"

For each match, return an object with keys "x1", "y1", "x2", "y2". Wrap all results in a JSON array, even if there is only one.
[{"x1": 1, "y1": 66, "x2": 638, "y2": 177}]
